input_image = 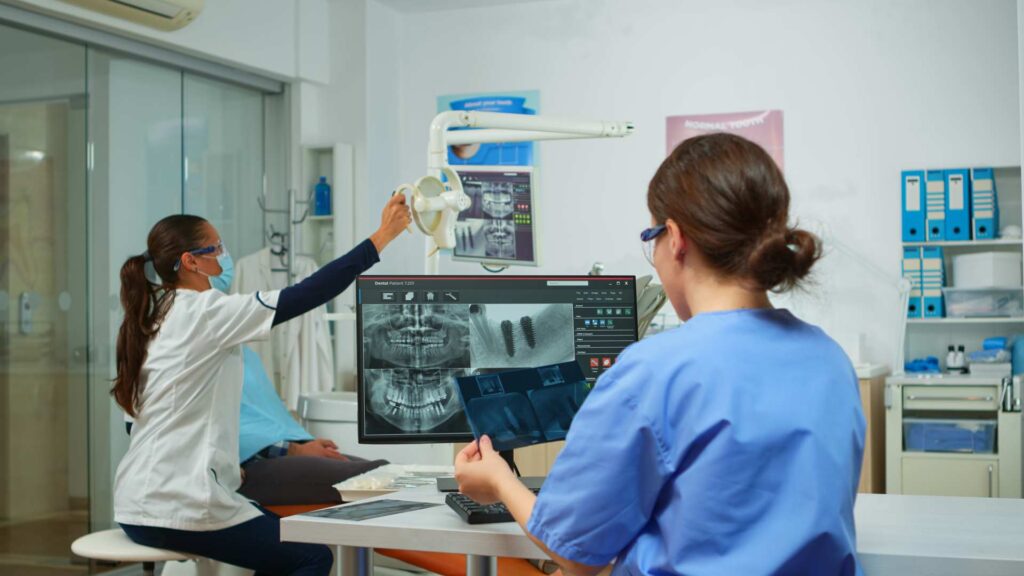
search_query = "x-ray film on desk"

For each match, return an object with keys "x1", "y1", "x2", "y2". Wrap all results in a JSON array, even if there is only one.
[{"x1": 455, "y1": 361, "x2": 591, "y2": 452}]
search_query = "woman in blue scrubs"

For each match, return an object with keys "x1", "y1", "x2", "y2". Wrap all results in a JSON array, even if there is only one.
[{"x1": 455, "y1": 133, "x2": 865, "y2": 575}]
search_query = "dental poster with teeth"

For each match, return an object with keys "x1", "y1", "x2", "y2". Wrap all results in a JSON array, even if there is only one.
[
  {"x1": 666, "y1": 110, "x2": 784, "y2": 171},
  {"x1": 455, "y1": 361, "x2": 591, "y2": 452}
]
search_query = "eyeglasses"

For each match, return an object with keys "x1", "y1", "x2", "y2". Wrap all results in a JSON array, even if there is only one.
[
  {"x1": 640, "y1": 224, "x2": 666, "y2": 265},
  {"x1": 173, "y1": 240, "x2": 224, "y2": 271}
]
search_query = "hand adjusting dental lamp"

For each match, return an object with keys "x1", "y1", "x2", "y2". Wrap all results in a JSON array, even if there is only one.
[{"x1": 393, "y1": 111, "x2": 635, "y2": 273}]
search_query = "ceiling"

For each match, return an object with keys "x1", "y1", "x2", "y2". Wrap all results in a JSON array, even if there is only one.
[{"x1": 374, "y1": 0, "x2": 559, "y2": 13}]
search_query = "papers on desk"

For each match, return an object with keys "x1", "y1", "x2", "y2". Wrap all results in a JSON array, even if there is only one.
[
  {"x1": 334, "y1": 464, "x2": 454, "y2": 501},
  {"x1": 304, "y1": 499, "x2": 440, "y2": 522}
]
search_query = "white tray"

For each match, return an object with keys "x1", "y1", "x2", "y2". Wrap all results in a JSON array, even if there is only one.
[{"x1": 334, "y1": 464, "x2": 454, "y2": 501}]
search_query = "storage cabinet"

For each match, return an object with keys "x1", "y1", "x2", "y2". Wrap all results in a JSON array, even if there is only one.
[
  {"x1": 890, "y1": 164, "x2": 1024, "y2": 497},
  {"x1": 886, "y1": 375, "x2": 1022, "y2": 497},
  {"x1": 902, "y1": 455, "x2": 998, "y2": 497}
]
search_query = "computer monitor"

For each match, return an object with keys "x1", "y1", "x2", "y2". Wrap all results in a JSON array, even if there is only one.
[
  {"x1": 356, "y1": 275, "x2": 638, "y2": 444},
  {"x1": 451, "y1": 167, "x2": 537, "y2": 267}
]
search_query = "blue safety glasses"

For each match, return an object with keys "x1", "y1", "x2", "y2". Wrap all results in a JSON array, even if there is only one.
[
  {"x1": 640, "y1": 224, "x2": 666, "y2": 265},
  {"x1": 173, "y1": 240, "x2": 224, "y2": 271}
]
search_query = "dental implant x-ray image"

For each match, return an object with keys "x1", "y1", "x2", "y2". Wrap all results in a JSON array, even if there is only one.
[
  {"x1": 456, "y1": 219, "x2": 518, "y2": 260},
  {"x1": 468, "y1": 303, "x2": 575, "y2": 368},
  {"x1": 455, "y1": 176, "x2": 522, "y2": 261},
  {"x1": 362, "y1": 304, "x2": 472, "y2": 434}
]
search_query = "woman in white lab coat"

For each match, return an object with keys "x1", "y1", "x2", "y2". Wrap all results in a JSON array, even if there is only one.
[{"x1": 111, "y1": 195, "x2": 410, "y2": 575}]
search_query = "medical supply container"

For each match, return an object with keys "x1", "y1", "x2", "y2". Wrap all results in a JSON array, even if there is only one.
[
  {"x1": 942, "y1": 287, "x2": 1024, "y2": 318},
  {"x1": 952, "y1": 252, "x2": 1022, "y2": 288},
  {"x1": 903, "y1": 418, "x2": 997, "y2": 454}
]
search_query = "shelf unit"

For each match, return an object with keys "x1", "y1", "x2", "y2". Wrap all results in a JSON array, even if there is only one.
[
  {"x1": 888, "y1": 166, "x2": 1024, "y2": 498},
  {"x1": 908, "y1": 318, "x2": 1024, "y2": 325},
  {"x1": 902, "y1": 239, "x2": 1023, "y2": 248},
  {"x1": 298, "y1": 143, "x2": 358, "y2": 391},
  {"x1": 902, "y1": 166, "x2": 1024, "y2": 363}
]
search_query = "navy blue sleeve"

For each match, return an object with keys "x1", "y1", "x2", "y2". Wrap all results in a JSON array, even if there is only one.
[{"x1": 272, "y1": 239, "x2": 380, "y2": 327}]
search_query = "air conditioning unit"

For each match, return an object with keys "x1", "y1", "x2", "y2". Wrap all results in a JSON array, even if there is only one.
[{"x1": 60, "y1": 0, "x2": 204, "y2": 31}]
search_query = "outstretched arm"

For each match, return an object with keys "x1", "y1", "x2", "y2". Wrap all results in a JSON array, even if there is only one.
[{"x1": 272, "y1": 194, "x2": 410, "y2": 326}]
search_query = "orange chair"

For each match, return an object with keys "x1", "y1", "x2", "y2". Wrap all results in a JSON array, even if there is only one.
[{"x1": 266, "y1": 504, "x2": 554, "y2": 576}]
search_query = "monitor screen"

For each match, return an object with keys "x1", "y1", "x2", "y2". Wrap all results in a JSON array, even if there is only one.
[
  {"x1": 452, "y1": 167, "x2": 537, "y2": 266},
  {"x1": 356, "y1": 275, "x2": 638, "y2": 444}
]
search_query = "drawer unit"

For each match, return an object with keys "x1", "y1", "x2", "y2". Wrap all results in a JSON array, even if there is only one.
[{"x1": 902, "y1": 385, "x2": 999, "y2": 411}]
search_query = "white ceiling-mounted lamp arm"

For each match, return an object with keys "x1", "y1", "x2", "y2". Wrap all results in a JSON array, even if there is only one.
[
  {"x1": 414, "y1": 111, "x2": 634, "y2": 273},
  {"x1": 427, "y1": 111, "x2": 634, "y2": 174}
]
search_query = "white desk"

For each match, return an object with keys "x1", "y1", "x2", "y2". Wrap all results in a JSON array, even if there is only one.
[
  {"x1": 856, "y1": 494, "x2": 1024, "y2": 575},
  {"x1": 281, "y1": 488, "x2": 1024, "y2": 576},
  {"x1": 281, "y1": 485, "x2": 543, "y2": 576}
]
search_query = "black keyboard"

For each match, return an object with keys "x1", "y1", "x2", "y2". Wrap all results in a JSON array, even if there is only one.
[{"x1": 445, "y1": 490, "x2": 539, "y2": 524}]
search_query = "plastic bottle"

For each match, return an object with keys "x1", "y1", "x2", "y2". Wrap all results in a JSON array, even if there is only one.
[
  {"x1": 955, "y1": 345, "x2": 966, "y2": 373},
  {"x1": 314, "y1": 176, "x2": 331, "y2": 216},
  {"x1": 946, "y1": 345, "x2": 957, "y2": 373}
]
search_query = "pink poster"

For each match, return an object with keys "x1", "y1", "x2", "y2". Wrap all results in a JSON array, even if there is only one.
[{"x1": 666, "y1": 110, "x2": 784, "y2": 170}]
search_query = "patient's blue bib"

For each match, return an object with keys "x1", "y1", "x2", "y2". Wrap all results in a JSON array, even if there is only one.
[{"x1": 239, "y1": 346, "x2": 313, "y2": 461}]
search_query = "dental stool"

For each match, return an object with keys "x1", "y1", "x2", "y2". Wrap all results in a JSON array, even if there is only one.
[{"x1": 71, "y1": 528, "x2": 191, "y2": 576}]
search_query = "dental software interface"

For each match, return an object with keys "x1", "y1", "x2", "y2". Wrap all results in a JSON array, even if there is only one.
[
  {"x1": 356, "y1": 276, "x2": 638, "y2": 443},
  {"x1": 453, "y1": 167, "x2": 536, "y2": 266}
]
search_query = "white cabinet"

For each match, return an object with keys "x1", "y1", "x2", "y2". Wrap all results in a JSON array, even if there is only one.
[
  {"x1": 902, "y1": 455, "x2": 998, "y2": 498},
  {"x1": 886, "y1": 375, "x2": 1022, "y2": 498}
]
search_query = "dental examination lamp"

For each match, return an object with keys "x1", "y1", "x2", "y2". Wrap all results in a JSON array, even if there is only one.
[{"x1": 394, "y1": 111, "x2": 634, "y2": 273}]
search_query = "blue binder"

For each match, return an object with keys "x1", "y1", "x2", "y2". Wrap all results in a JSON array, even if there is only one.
[
  {"x1": 944, "y1": 168, "x2": 971, "y2": 241},
  {"x1": 901, "y1": 170, "x2": 926, "y2": 242},
  {"x1": 902, "y1": 247, "x2": 923, "y2": 318},
  {"x1": 921, "y1": 246, "x2": 945, "y2": 318},
  {"x1": 971, "y1": 168, "x2": 999, "y2": 239},
  {"x1": 926, "y1": 170, "x2": 946, "y2": 241}
]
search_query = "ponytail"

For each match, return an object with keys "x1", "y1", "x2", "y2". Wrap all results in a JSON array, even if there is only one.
[
  {"x1": 112, "y1": 255, "x2": 166, "y2": 416},
  {"x1": 112, "y1": 214, "x2": 208, "y2": 417}
]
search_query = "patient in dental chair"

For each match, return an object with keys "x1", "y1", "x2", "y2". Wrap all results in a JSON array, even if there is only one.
[{"x1": 235, "y1": 346, "x2": 388, "y2": 505}]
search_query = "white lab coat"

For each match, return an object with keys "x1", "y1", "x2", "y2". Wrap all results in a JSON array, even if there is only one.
[
  {"x1": 233, "y1": 248, "x2": 335, "y2": 409},
  {"x1": 232, "y1": 248, "x2": 288, "y2": 384},
  {"x1": 280, "y1": 256, "x2": 335, "y2": 410},
  {"x1": 113, "y1": 289, "x2": 280, "y2": 530}
]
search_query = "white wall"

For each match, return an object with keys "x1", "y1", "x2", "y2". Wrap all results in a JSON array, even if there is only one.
[
  {"x1": 364, "y1": 0, "x2": 1021, "y2": 367},
  {"x1": 8, "y1": 0, "x2": 329, "y2": 82}
]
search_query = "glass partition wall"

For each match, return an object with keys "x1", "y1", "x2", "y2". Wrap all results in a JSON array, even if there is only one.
[{"x1": 0, "y1": 20, "x2": 281, "y2": 575}]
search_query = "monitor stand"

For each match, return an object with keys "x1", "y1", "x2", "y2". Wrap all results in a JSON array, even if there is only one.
[
  {"x1": 436, "y1": 449, "x2": 545, "y2": 492},
  {"x1": 500, "y1": 450, "x2": 521, "y2": 477}
]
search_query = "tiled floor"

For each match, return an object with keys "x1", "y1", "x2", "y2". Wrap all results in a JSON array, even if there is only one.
[{"x1": 0, "y1": 512, "x2": 118, "y2": 575}]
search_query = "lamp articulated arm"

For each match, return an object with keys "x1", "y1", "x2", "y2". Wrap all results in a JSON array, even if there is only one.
[{"x1": 400, "y1": 111, "x2": 634, "y2": 273}]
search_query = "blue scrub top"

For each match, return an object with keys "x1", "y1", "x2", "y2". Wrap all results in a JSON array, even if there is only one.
[
  {"x1": 527, "y1": 308, "x2": 864, "y2": 575},
  {"x1": 239, "y1": 346, "x2": 314, "y2": 462}
]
